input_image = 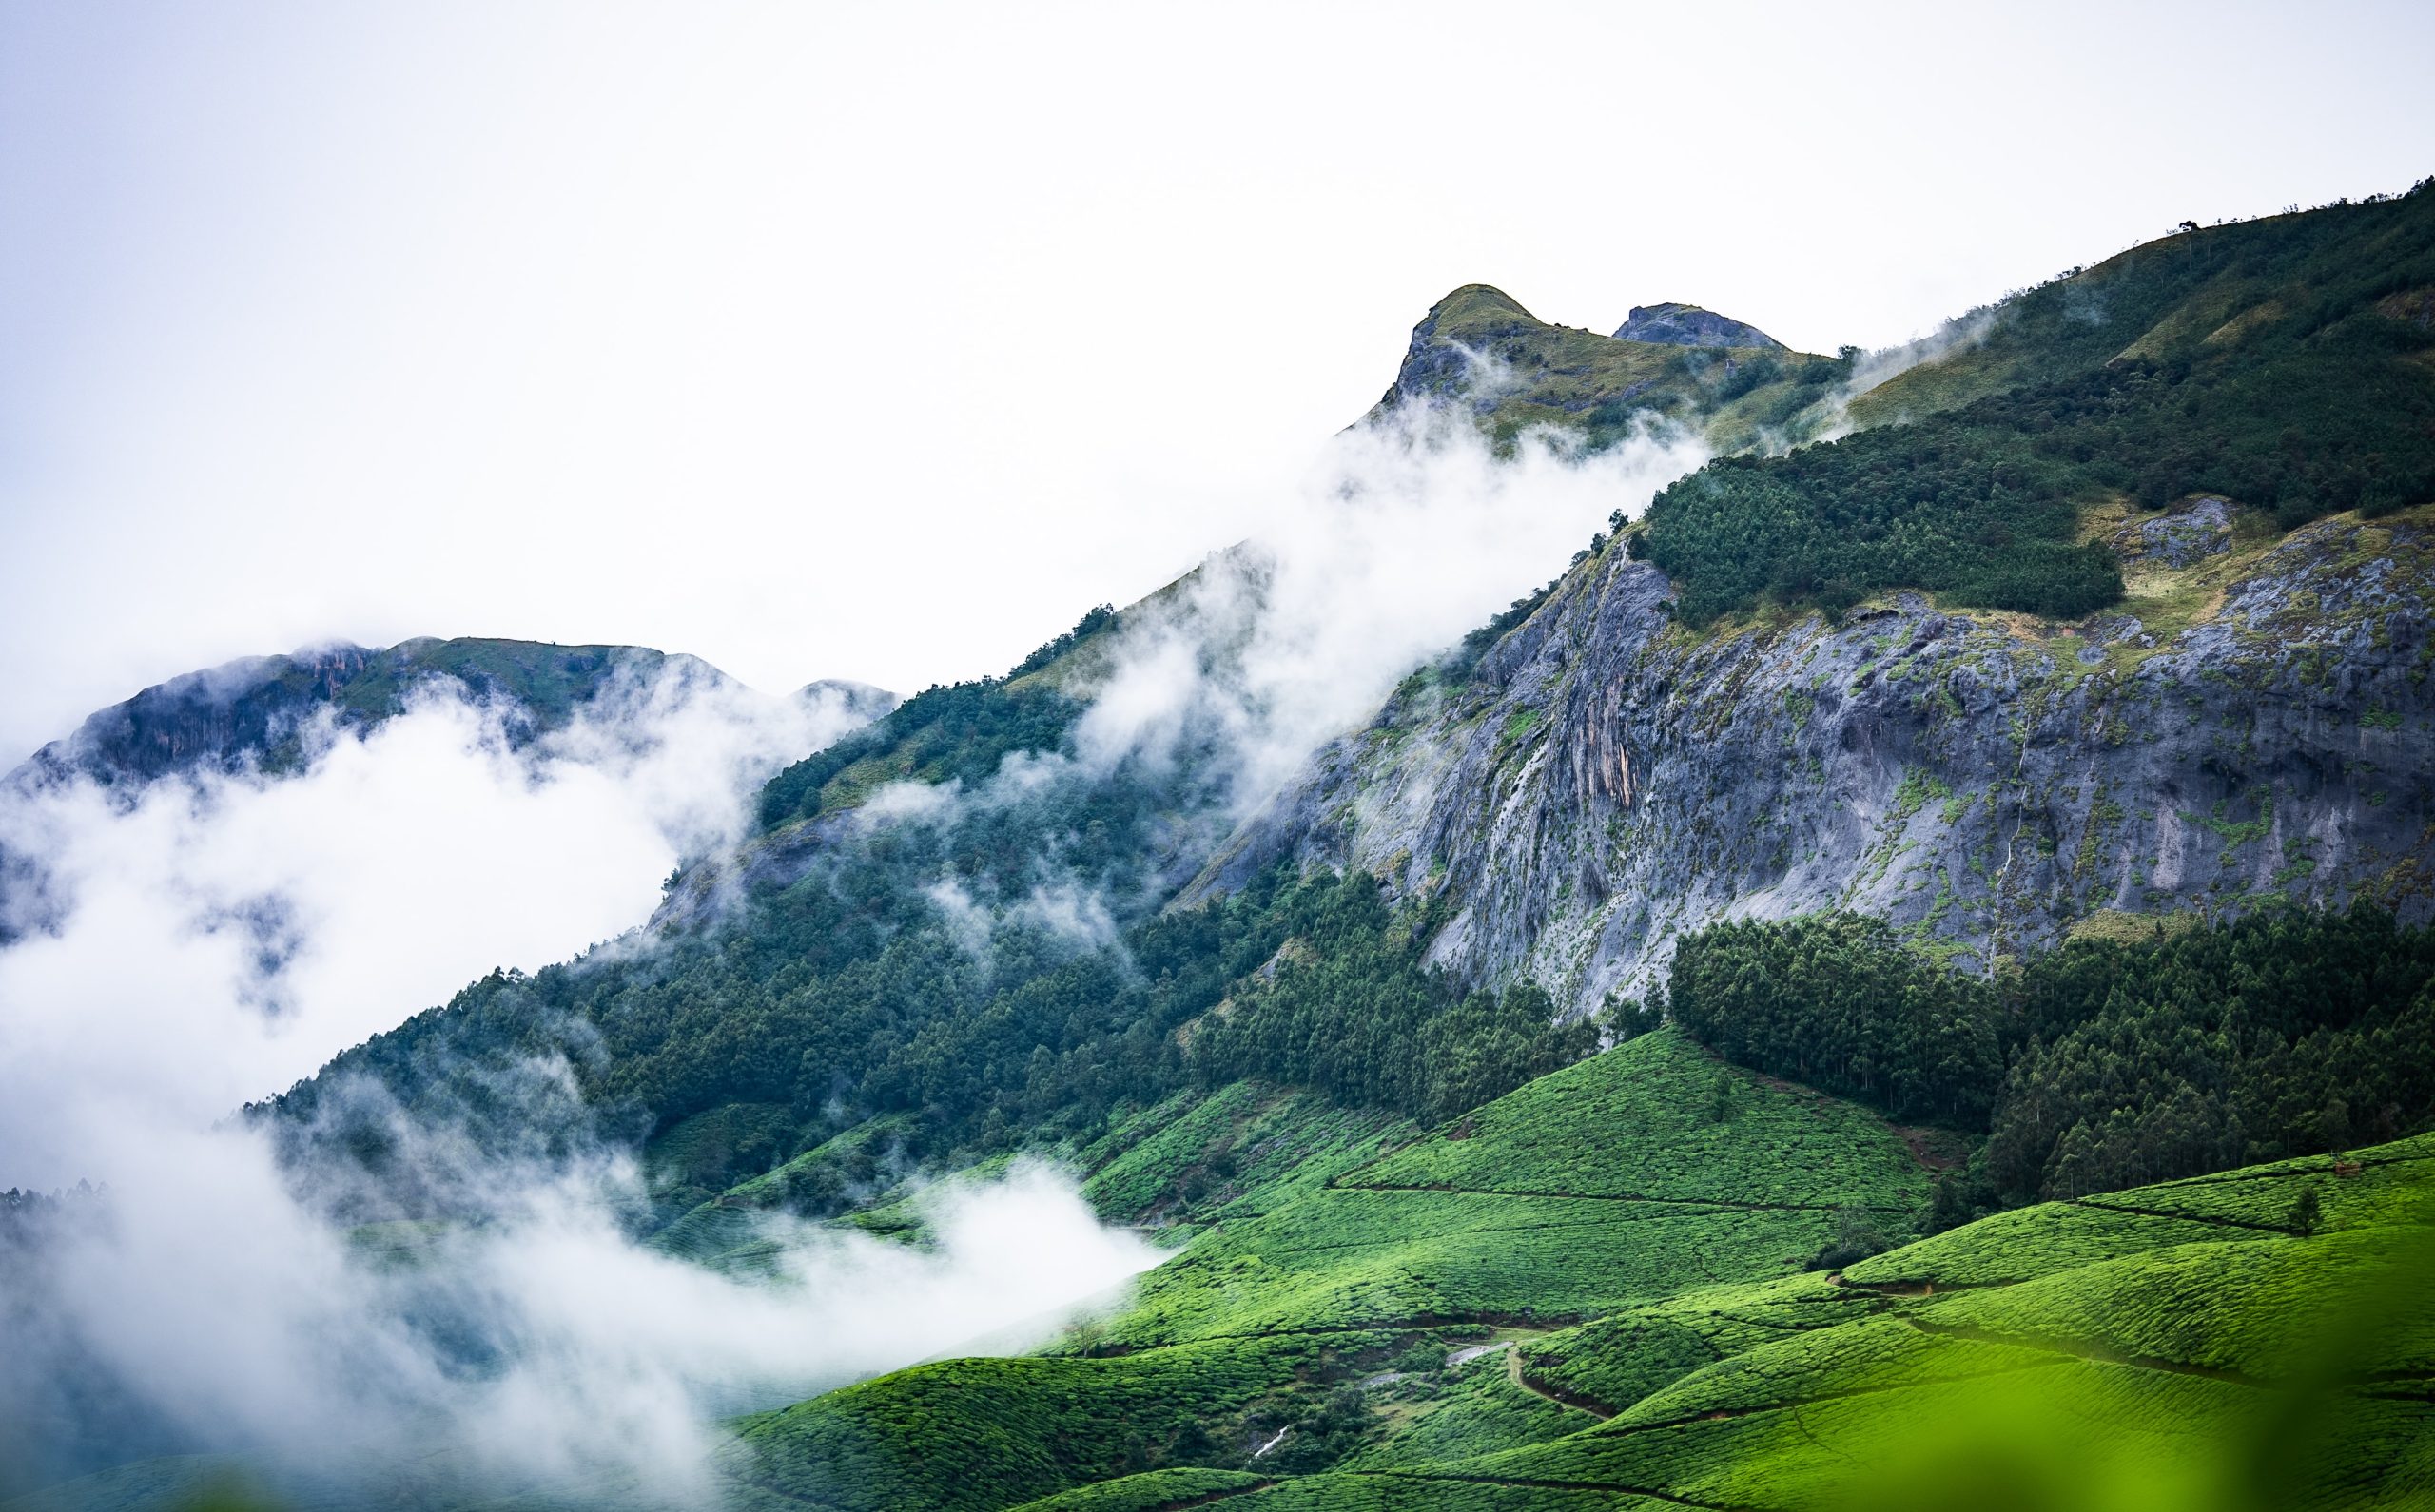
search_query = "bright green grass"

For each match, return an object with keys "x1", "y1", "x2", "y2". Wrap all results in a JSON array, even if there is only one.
[
  {"x1": 1095, "y1": 1033, "x2": 1931, "y2": 1350},
  {"x1": 1515, "y1": 1274, "x2": 1871, "y2": 1416},
  {"x1": 1229, "y1": 1478, "x2": 1662, "y2": 1510},
  {"x1": 1836, "y1": 1199, "x2": 2227, "y2": 1287},
  {"x1": 1357, "y1": 1137, "x2": 2435, "y2": 1509},
  {"x1": 1435, "y1": 1364, "x2": 2280, "y2": 1505},
  {"x1": 1003, "y1": 1467, "x2": 1272, "y2": 1511},
  {"x1": 1104, "y1": 1192, "x2": 1833, "y2": 1347},
  {"x1": 1931, "y1": 1228, "x2": 2435, "y2": 1380},
  {"x1": 1078, "y1": 1083, "x2": 1412, "y2": 1231},
  {"x1": 850, "y1": 1134, "x2": 2435, "y2": 1511},
  {"x1": 1608, "y1": 1314, "x2": 2064, "y2": 1426},
  {"x1": 1352, "y1": 1030, "x2": 1927, "y2": 1211},
  {"x1": 718, "y1": 1334, "x2": 1379, "y2": 1512},
  {"x1": 1339, "y1": 1347, "x2": 1588, "y2": 1470}
]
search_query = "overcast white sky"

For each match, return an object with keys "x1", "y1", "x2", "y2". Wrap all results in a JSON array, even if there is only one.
[{"x1": 4, "y1": 0, "x2": 2431, "y2": 761}]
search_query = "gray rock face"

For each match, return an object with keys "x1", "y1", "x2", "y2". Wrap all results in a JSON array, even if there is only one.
[
  {"x1": 1183, "y1": 510, "x2": 2435, "y2": 1015},
  {"x1": 2127, "y1": 496, "x2": 2234, "y2": 569},
  {"x1": 1611, "y1": 302, "x2": 1784, "y2": 350}
]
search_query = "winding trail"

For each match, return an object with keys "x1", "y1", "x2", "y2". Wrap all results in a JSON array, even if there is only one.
[
  {"x1": 1506, "y1": 1343, "x2": 1619, "y2": 1420},
  {"x1": 1329, "y1": 1174, "x2": 1914, "y2": 1216}
]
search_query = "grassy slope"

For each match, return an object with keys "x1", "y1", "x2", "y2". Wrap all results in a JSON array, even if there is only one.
[
  {"x1": 1850, "y1": 192, "x2": 2435, "y2": 428},
  {"x1": 713, "y1": 1030, "x2": 1934, "y2": 1508},
  {"x1": 1210, "y1": 1134, "x2": 2435, "y2": 1511},
  {"x1": 1101, "y1": 1031, "x2": 1926, "y2": 1348},
  {"x1": 718, "y1": 1062, "x2": 2435, "y2": 1511}
]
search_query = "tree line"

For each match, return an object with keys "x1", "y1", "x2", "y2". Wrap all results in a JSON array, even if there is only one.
[{"x1": 1662, "y1": 906, "x2": 2435, "y2": 1209}]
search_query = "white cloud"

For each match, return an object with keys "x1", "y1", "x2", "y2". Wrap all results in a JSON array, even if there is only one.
[
  {"x1": 1078, "y1": 402, "x2": 1710, "y2": 812},
  {"x1": 0, "y1": 653, "x2": 1164, "y2": 1503},
  {"x1": 2, "y1": 1119, "x2": 1153, "y2": 1504}
]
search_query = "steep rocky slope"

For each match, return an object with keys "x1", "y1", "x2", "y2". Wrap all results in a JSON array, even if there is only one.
[{"x1": 1185, "y1": 496, "x2": 2435, "y2": 1013}]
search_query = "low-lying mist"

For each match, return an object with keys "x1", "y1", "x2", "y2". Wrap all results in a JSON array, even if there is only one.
[
  {"x1": 1080, "y1": 401, "x2": 1708, "y2": 809},
  {"x1": 0, "y1": 660, "x2": 1154, "y2": 1502},
  {"x1": 0, "y1": 1116, "x2": 1153, "y2": 1503}
]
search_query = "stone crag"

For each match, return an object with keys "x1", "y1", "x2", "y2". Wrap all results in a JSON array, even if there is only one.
[{"x1": 1184, "y1": 500, "x2": 2435, "y2": 1013}]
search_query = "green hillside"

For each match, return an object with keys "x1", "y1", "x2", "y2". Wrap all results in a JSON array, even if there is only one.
[
  {"x1": 1637, "y1": 184, "x2": 2435, "y2": 625},
  {"x1": 692, "y1": 1029, "x2": 1936, "y2": 1506},
  {"x1": 683, "y1": 1040, "x2": 2434, "y2": 1510}
]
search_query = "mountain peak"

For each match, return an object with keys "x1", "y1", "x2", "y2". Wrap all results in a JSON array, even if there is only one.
[
  {"x1": 1430, "y1": 283, "x2": 1539, "y2": 323},
  {"x1": 1611, "y1": 301, "x2": 1784, "y2": 349}
]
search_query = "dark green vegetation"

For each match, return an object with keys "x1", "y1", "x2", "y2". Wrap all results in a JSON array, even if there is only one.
[
  {"x1": 1667, "y1": 912, "x2": 2000, "y2": 1127},
  {"x1": 1188, "y1": 877, "x2": 1594, "y2": 1123},
  {"x1": 1665, "y1": 906, "x2": 2435, "y2": 1205},
  {"x1": 1639, "y1": 184, "x2": 2435, "y2": 624},
  {"x1": 265, "y1": 824, "x2": 1587, "y2": 1233},
  {"x1": 756, "y1": 675, "x2": 1087, "y2": 828}
]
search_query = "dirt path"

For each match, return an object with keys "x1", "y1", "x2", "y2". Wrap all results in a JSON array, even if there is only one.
[
  {"x1": 1362, "y1": 1469, "x2": 1742, "y2": 1509},
  {"x1": 1505, "y1": 1344, "x2": 1619, "y2": 1419},
  {"x1": 1332, "y1": 1176, "x2": 1913, "y2": 1215}
]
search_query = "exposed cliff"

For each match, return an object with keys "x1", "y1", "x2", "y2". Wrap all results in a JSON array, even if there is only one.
[{"x1": 1184, "y1": 496, "x2": 2435, "y2": 1013}]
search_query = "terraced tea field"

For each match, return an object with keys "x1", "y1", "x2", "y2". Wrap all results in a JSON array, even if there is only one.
[{"x1": 711, "y1": 1038, "x2": 2435, "y2": 1511}]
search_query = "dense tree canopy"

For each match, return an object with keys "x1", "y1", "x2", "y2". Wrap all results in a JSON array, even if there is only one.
[
  {"x1": 1662, "y1": 906, "x2": 2435, "y2": 1204},
  {"x1": 1636, "y1": 186, "x2": 2435, "y2": 625}
]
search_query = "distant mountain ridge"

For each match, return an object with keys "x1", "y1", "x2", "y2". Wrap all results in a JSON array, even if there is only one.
[
  {"x1": 10, "y1": 637, "x2": 893, "y2": 791},
  {"x1": 0, "y1": 636, "x2": 894, "y2": 946}
]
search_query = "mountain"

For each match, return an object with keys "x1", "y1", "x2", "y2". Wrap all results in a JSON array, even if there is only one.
[
  {"x1": 14, "y1": 183, "x2": 2435, "y2": 1508},
  {"x1": 1190, "y1": 496, "x2": 2435, "y2": 1008},
  {"x1": 1368, "y1": 283, "x2": 1842, "y2": 453},
  {"x1": 8, "y1": 637, "x2": 893, "y2": 790},
  {"x1": 0, "y1": 636, "x2": 896, "y2": 943},
  {"x1": 1610, "y1": 300, "x2": 1785, "y2": 349}
]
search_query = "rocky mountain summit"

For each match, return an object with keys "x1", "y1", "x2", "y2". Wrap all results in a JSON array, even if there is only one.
[
  {"x1": 1610, "y1": 300, "x2": 1784, "y2": 349},
  {"x1": 1368, "y1": 283, "x2": 1836, "y2": 450}
]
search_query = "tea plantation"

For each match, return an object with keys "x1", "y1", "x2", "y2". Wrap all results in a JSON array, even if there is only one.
[{"x1": 693, "y1": 1027, "x2": 2435, "y2": 1509}]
